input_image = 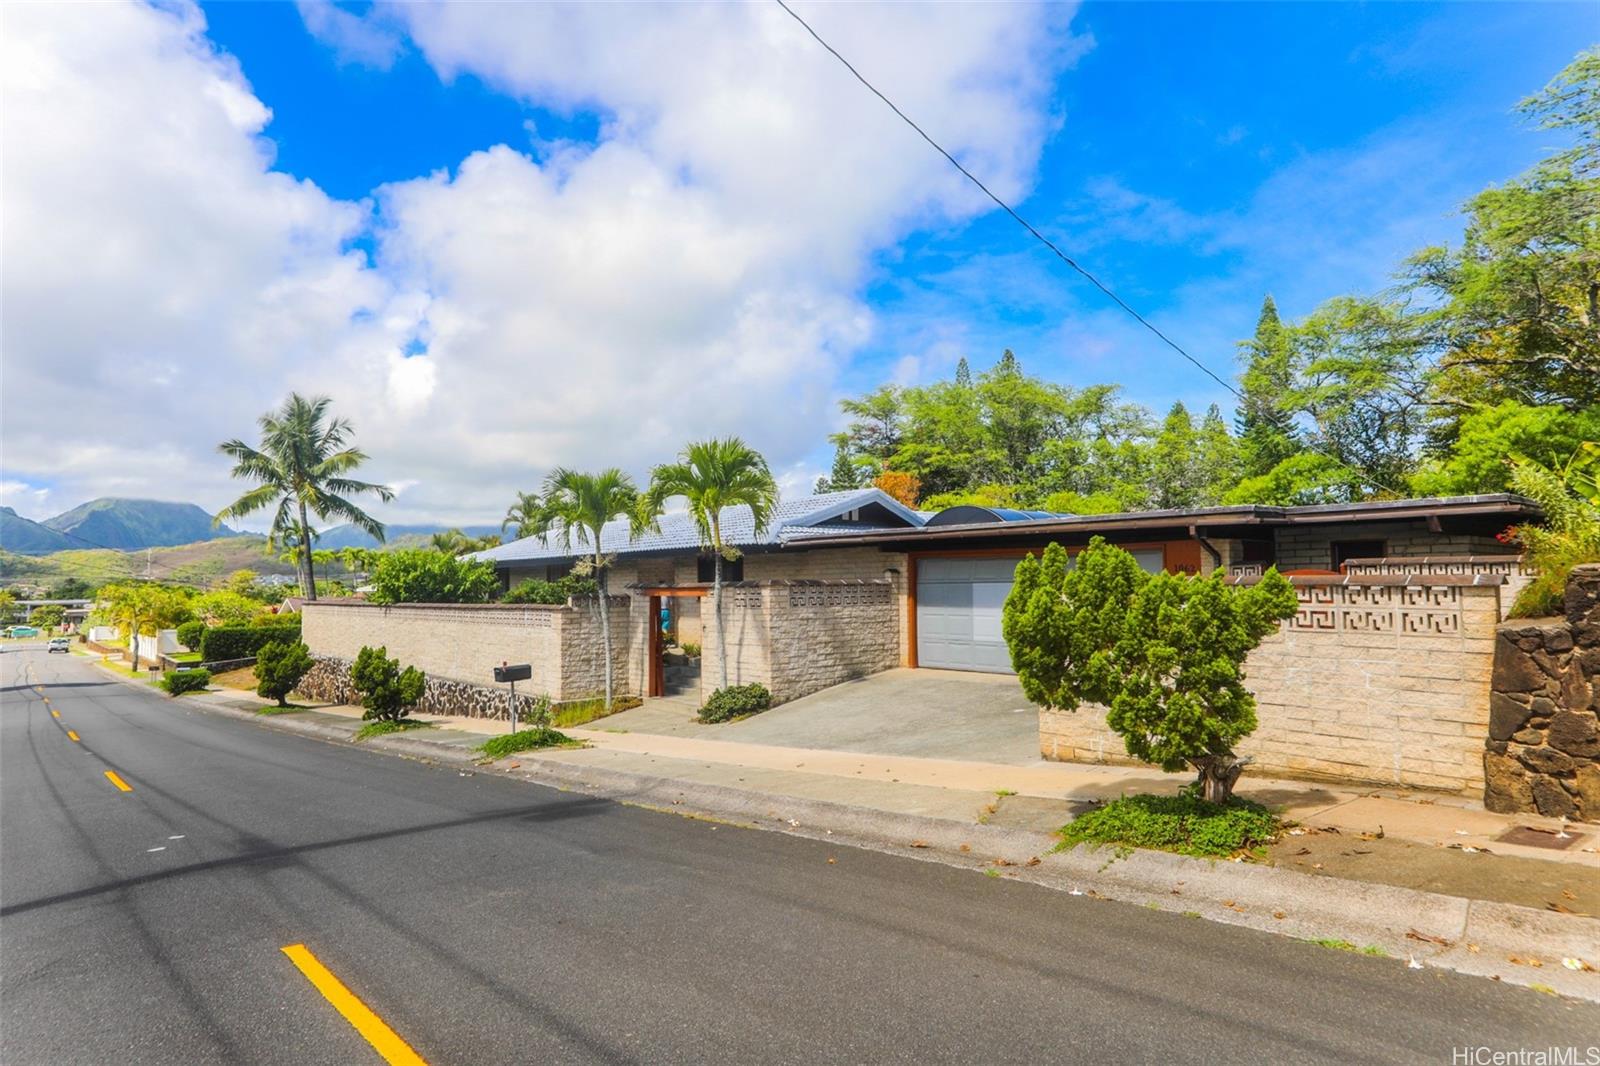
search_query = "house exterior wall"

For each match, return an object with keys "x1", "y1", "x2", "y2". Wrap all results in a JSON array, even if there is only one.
[
  {"x1": 1039, "y1": 580, "x2": 1504, "y2": 794},
  {"x1": 301, "y1": 599, "x2": 633, "y2": 703},
  {"x1": 1272, "y1": 520, "x2": 1509, "y2": 570}
]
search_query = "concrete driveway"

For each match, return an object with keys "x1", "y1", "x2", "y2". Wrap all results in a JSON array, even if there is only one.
[{"x1": 596, "y1": 668, "x2": 1041, "y2": 764}]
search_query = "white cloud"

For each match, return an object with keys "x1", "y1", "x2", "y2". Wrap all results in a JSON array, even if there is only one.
[
  {"x1": 2, "y1": 0, "x2": 1083, "y2": 526},
  {"x1": 294, "y1": 0, "x2": 405, "y2": 70}
]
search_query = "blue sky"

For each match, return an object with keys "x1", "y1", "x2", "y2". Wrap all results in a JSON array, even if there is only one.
[{"x1": 3, "y1": 1, "x2": 1593, "y2": 523}]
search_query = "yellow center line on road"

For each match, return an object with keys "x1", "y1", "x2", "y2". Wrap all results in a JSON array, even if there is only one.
[
  {"x1": 51, "y1": 710, "x2": 60, "y2": 718},
  {"x1": 281, "y1": 944, "x2": 428, "y2": 1066},
  {"x1": 103, "y1": 770, "x2": 132, "y2": 793},
  {"x1": 67, "y1": 731, "x2": 80, "y2": 742}
]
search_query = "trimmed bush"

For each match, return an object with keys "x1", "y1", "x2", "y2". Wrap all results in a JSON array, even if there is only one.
[
  {"x1": 199, "y1": 619, "x2": 301, "y2": 662},
  {"x1": 1058, "y1": 790, "x2": 1280, "y2": 859},
  {"x1": 502, "y1": 574, "x2": 598, "y2": 605},
  {"x1": 349, "y1": 644, "x2": 425, "y2": 723},
  {"x1": 176, "y1": 620, "x2": 206, "y2": 652},
  {"x1": 254, "y1": 639, "x2": 313, "y2": 707},
  {"x1": 161, "y1": 669, "x2": 212, "y2": 696},
  {"x1": 698, "y1": 683, "x2": 772, "y2": 724}
]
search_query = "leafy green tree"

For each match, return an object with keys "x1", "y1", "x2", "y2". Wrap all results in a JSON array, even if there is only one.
[
  {"x1": 1224, "y1": 452, "x2": 1367, "y2": 506},
  {"x1": 47, "y1": 578, "x2": 95, "y2": 600},
  {"x1": 222, "y1": 570, "x2": 261, "y2": 598},
  {"x1": 1005, "y1": 538, "x2": 1297, "y2": 802},
  {"x1": 0, "y1": 590, "x2": 19, "y2": 625},
  {"x1": 191, "y1": 590, "x2": 261, "y2": 627},
  {"x1": 501, "y1": 491, "x2": 542, "y2": 540},
  {"x1": 954, "y1": 357, "x2": 972, "y2": 388},
  {"x1": 349, "y1": 645, "x2": 425, "y2": 723},
  {"x1": 833, "y1": 386, "x2": 904, "y2": 467},
  {"x1": 366, "y1": 549, "x2": 499, "y2": 606},
  {"x1": 28, "y1": 604, "x2": 65, "y2": 630},
  {"x1": 502, "y1": 574, "x2": 598, "y2": 605},
  {"x1": 646, "y1": 439, "x2": 779, "y2": 691},
  {"x1": 1418, "y1": 49, "x2": 1600, "y2": 413},
  {"x1": 1412, "y1": 402, "x2": 1600, "y2": 495},
  {"x1": 533, "y1": 467, "x2": 648, "y2": 709},
  {"x1": 254, "y1": 639, "x2": 313, "y2": 707},
  {"x1": 216, "y1": 393, "x2": 393, "y2": 601},
  {"x1": 818, "y1": 442, "x2": 862, "y2": 493},
  {"x1": 99, "y1": 583, "x2": 193, "y2": 671}
]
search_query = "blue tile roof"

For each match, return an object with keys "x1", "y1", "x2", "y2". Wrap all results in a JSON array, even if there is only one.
[{"x1": 474, "y1": 488, "x2": 923, "y2": 566}]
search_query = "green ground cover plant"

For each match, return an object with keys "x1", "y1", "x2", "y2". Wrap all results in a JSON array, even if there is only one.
[
  {"x1": 476, "y1": 727, "x2": 578, "y2": 760},
  {"x1": 698, "y1": 682, "x2": 772, "y2": 724},
  {"x1": 1058, "y1": 790, "x2": 1281, "y2": 859}
]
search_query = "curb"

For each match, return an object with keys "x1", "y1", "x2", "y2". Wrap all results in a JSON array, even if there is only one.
[{"x1": 165, "y1": 684, "x2": 1600, "y2": 1002}]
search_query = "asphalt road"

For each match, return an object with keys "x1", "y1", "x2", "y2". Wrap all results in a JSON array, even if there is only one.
[{"x1": 3, "y1": 646, "x2": 1597, "y2": 1065}]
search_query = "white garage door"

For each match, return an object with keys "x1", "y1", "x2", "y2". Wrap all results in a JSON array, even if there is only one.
[{"x1": 915, "y1": 549, "x2": 1166, "y2": 674}]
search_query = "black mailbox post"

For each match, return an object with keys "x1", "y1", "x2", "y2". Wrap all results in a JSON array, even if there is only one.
[{"x1": 494, "y1": 663, "x2": 533, "y2": 730}]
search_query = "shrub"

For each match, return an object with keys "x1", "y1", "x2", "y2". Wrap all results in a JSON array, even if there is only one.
[
  {"x1": 176, "y1": 620, "x2": 206, "y2": 652},
  {"x1": 698, "y1": 682, "x2": 771, "y2": 724},
  {"x1": 1004, "y1": 537, "x2": 1297, "y2": 802},
  {"x1": 502, "y1": 574, "x2": 598, "y2": 605},
  {"x1": 1506, "y1": 444, "x2": 1600, "y2": 618},
  {"x1": 199, "y1": 619, "x2": 301, "y2": 662},
  {"x1": 254, "y1": 640, "x2": 313, "y2": 707},
  {"x1": 161, "y1": 669, "x2": 211, "y2": 697},
  {"x1": 1058, "y1": 791, "x2": 1280, "y2": 859},
  {"x1": 367, "y1": 548, "x2": 499, "y2": 605},
  {"x1": 476, "y1": 727, "x2": 576, "y2": 760},
  {"x1": 680, "y1": 641, "x2": 701, "y2": 658},
  {"x1": 349, "y1": 644, "x2": 425, "y2": 723}
]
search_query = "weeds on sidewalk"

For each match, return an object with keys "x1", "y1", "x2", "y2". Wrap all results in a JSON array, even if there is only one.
[
  {"x1": 477, "y1": 727, "x2": 580, "y2": 760},
  {"x1": 1058, "y1": 789, "x2": 1281, "y2": 860}
]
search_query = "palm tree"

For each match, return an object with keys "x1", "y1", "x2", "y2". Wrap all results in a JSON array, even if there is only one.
[
  {"x1": 501, "y1": 491, "x2": 542, "y2": 540},
  {"x1": 530, "y1": 468, "x2": 648, "y2": 710},
  {"x1": 216, "y1": 393, "x2": 393, "y2": 601},
  {"x1": 430, "y1": 529, "x2": 472, "y2": 555},
  {"x1": 645, "y1": 438, "x2": 778, "y2": 691}
]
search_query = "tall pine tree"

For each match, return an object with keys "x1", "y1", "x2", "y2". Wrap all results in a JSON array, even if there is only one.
[{"x1": 1235, "y1": 295, "x2": 1300, "y2": 479}]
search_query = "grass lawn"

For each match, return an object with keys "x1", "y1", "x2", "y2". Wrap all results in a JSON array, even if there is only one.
[{"x1": 170, "y1": 651, "x2": 203, "y2": 664}]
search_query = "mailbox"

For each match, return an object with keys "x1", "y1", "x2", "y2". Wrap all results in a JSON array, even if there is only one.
[{"x1": 493, "y1": 663, "x2": 532, "y2": 683}]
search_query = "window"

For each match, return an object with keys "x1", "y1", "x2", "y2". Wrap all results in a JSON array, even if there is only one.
[
  {"x1": 1330, "y1": 540, "x2": 1385, "y2": 570},
  {"x1": 697, "y1": 555, "x2": 743, "y2": 582}
]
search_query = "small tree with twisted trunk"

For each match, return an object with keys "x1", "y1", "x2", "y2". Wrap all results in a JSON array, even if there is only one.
[
  {"x1": 1003, "y1": 538, "x2": 1297, "y2": 803},
  {"x1": 645, "y1": 439, "x2": 778, "y2": 692}
]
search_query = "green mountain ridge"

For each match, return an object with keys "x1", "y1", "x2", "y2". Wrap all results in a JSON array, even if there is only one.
[
  {"x1": 39, "y1": 498, "x2": 238, "y2": 552},
  {"x1": 0, "y1": 507, "x2": 76, "y2": 553}
]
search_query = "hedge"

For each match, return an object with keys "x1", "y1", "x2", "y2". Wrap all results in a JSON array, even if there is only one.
[
  {"x1": 200, "y1": 619, "x2": 302, "y2": 663},
  {"x1": 161, "y1": 669, "x2": 211, "y2": 696}
]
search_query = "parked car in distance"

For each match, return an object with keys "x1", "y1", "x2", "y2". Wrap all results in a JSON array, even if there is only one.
[
  {"x1": 47, "y1": 637, "x2": 71, "y2": 654},
  {"x1": 5, "y1": 626, "x2": 41, "y2": 638}
]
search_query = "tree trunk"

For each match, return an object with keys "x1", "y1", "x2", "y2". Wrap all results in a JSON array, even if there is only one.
[
  {"x1": 713, "y1": 548, "x2": 728, "y2": 691},
  {"x1": 128, "y1": 613, "x2": 141, "y2": 673},
  {"x1": 1192, "y1": 753, "x2": 1251, "y2": 804},
  {"x1": 597, "y1": 555, "x2": 613, "y2": 711},
  {"x1": 299, "y1": 499, "x2": 316, "y2": 601}
]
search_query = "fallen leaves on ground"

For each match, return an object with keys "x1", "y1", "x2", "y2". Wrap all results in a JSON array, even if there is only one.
[
  {"x1": 1508, "y1": 955, "x2": 1543, "y2": 968},
  {"x1": 1025, "y1": 856, "x2": 1041, "y2": 867},
  {"x1": 908, "y1": 840, "x2": 929, "y2": 849},
  {"x1": 1406, "y1": 929, "x2": 1452, "y2": 947}
]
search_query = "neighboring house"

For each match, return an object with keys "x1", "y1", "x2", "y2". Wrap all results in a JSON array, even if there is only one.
[{"x1": 473, "y1": 489, "x2": 1537, "y2": 686}]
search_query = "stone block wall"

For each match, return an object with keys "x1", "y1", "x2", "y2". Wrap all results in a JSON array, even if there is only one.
[
  {"x1": 1483, "y1": 565, "x2": 1600, "y2": 821},
  {"x1": 301, "y1": 598, "x2": 634, "y2": 703},
  {"x1": 297, "y1": 654, "x2": 555, "y2": 722},
  {"x1": 1041, "y1": 577, "x2": 1504, "y2": 793}
]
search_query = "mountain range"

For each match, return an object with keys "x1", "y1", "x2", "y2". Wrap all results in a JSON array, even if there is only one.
[{"x1": 1, "y1": 497, "x2": 498, "y2": 555}]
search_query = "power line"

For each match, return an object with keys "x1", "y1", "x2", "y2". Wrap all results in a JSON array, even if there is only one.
[{"x1": 771, "y1": 0, "x2": 1408, "y2": 497}]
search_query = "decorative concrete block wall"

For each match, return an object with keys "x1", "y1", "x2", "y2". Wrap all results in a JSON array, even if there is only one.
[
  {"x1": 301, "y1": 598, "x2": 633, "y2": 703},
  {"x1": 695, "y1": 580, "x2": 899, "y2": 705},
  {"x1": 1484, "y1": 565, "x2": 1600, "y2": 821},
  {"x1": 1040, "y1": 575, "x2": 1505, "y2": 794}
]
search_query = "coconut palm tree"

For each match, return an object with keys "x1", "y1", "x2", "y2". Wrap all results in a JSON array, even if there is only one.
[
  {"x1": 216, "y1": 393, "x2": 393, "y2": 601},
  {"x1": 530, "y1": 468, "x2": 648, "y2": 710},
  {"x1": 501, "y1": 490, "x2": 542, "y2": 540},
  {"x1": 645, "y1": 438, "x2": 778, "y2": 691}
]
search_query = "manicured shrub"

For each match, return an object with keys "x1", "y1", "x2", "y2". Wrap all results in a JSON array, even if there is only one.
[
  {"x1": 161, "y1": 669, "x2": 211, "y2": 696},
  {"x1": 1004, "y1": 537, "x2": 1297, "y2": 802},
  {"x1": 199, "y1": 619, "x2": 301, "y2": 662},
  {"x1": 254, "y1": 639, "x2": 313, "y2": 707},
  {"x1": 698, "y1": 682, "x2": 771, "y2": 724},
  {"x1": 349, "y1": 644, "x2": 425, "y2": 723},
  {"x1": 502, "y1": 574, "x2": 598, "y2": 605},
  {"x1": 176, "y1": 620, "x2": 206, "y2": 652},
  {"x1": 1058, "y1": 790, "x2": 1281, "y2": 859}
]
